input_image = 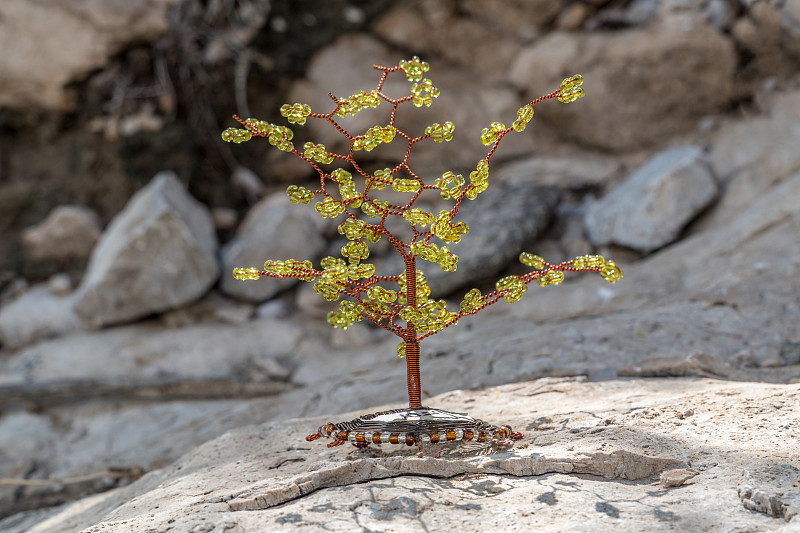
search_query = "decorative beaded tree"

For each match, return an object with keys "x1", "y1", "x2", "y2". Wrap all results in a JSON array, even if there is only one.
[{"x1": 222, "y1": 57, "x2": 622, "y2": 451}]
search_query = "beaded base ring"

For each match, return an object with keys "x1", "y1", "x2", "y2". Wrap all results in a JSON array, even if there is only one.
[{"x1": 306, "y1": 407, "x2": 523, "y2": 450}]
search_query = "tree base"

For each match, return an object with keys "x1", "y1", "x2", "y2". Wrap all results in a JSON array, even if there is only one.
[{"x1": 306, "y1": 407, "x2": 523, "y2": 449}]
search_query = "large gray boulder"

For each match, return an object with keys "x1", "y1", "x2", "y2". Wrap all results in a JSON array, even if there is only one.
[
  {"x1": 73, "y1": 172, "x2": 219, "y2": 327},
  {"x1": 584, "y1": 145, "x2": 718, "y2": 253},
  {"x1": 220, "y1": 192, "x2": 326, "y2": 303}
]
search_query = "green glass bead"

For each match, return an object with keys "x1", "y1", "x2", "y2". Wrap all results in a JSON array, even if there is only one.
[
  {"x1": 221, "y1": 128, "x2": 252, "y2": 144},
  {"x1": 519, "y1": 252, "x2": 545, "y2": 270},
  {"x1": 536, "y1": 271, "x2": 565, "y2": 287},
  {"x1": 425, "y1": 121, "x2": 455, "y2": 143},
  {"x1": 286, "y1": 184, "x2": 314, "y2": 204},
  {"x1": 330, "y1": 168, "x2": 352, "y2": 184},
  {"x1": 435, "y1": 171, "x2": 465, "y2": 200},
  {"x1": 243, "y1": 118, "x2": 272, "y2": 133},
  {"x1": 232, "y1": 267, "x2": 261, "y2": 280},
  {"x1": 558, "y1": 74, "x2": 585, "y2": 103},
  {"x1": 512, "y1": 105, "x2": 534, "y2": 132},
  {"x1": 348, "y1": 262, "x2": 376, "y2": 280},
  {"x1": 320, "y1": 256, "x2": 346, "y2": 270},
  {"x1": 303, "y1": 142, "x2": 334, "y2": 164},
  {"x1": 480, "y1": 122, "x2": 506, "y2": 146},
  {"x1": 460, "y1": 288, "x2": 483, "y2": 313},
  {"x1": 399, "y1": 56, "x2": 430, "y2": 82},
  {"x1": 496, "y1": 275, "x2": 527, "y2": 303},
  {"x1": 436, "y1": 246, "x2": 458, "y2": 271},
  {"x1": 600, "y1": 260, "x2": 623, "y2": 283},
  {"x1": 314, "y1": 197, "x2": 346, "y2": 218},
  {"x1": 268, "y1": 125, "x2": 294, "y2": 151},
  {"x1": 279, "y1": 103, "x2": 312, "y2": 125},
  {"x1": 573, "y1": 255, "x2": 605, "y2": 269},
  {"x1": 338, "y1": 218, "x2": 365, "y2": 240},
  {"x1": 341, "y1": 240, "x2": 369, "y2": 264},
  {"x1": 396, "y1": 342, "x2": 406, "y2": 358},
  {"x1": 367, "y1": 285, "x2": 397, "y2": 303},
  {"x1": 391, "y1": 178, "x2": 421, "y2": 193},
  {"x1": 364, "y1": 226, "x2": 382, "y2": 243},
  {"x1": 410, "y1": 79, "x2": 440, "y2": 107},
  {"x1": 403, "y1": 208, "x2": 434, "y2": 227},
  {"x1": 313, "y1": 279, "x2": 341, "y2": 301},
  {"x1": 338, "y1": 181, "x2": 362, "y2": 207}
]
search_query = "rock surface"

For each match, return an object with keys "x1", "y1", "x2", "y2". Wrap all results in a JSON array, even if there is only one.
[
  {"x1": 508, "y1": 23, "x2": 737, "y2": 151},
  {"x1": 0, "y1": 0, "x2": 178, "y2": 110},
  {"x1": 0, "y1": 284, "x2": 81, "y2": 350},
  {"x1": 73, "y1": 172, "x2": 219, "y2": 327},
  {"x1": 584, "y1": 145, "x2": 718, "y2": 252},
  {"x1": 15, "y1": 378, "x2": 799, "y2": 533},
  {"x1": 220, "y1": 192, "x2": 327, "y2": 303},
  {"x1": 21, "y1": 205, "x2": 101, "y2": 263}
]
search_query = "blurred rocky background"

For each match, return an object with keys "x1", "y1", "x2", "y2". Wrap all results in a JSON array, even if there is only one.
[{"x1": 1, "y1": 0, "x2": 799, "y2": 531}]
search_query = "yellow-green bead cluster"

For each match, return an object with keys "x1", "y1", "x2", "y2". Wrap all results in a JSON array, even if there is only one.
[
  {"x1": 460, "y1": 288, "x2": 483, "y2": 313},
  {"x1": 232, "y1": 267, "x2": 261, "y2": 280},
  {"x1": 536, "y1": 270, "x2": 565, "y2": 287},
  {"x1": 391, "y1": 177, "x2": 421, "y2": 193},
  {"x1": 512, "y1": 106, "x2": 534, "y2": 132},
  {"x1": 467, "y1": 160, "x2": 489, "y2": 200},
  {"x1": 435, "y1": 171, "x2": 465, "y2": 199},
  {"x1": 396, "y1": 341, "x2": 406, "y2": 358},
  {"x1": 496, "y1": 276, "x2": 528, "y2": 303},
  {"x1": 263, "y1": 259, "x2": 315, "y2": 280},
  {"x1": 268, "y1": 125, "x2": 294, "y2": 152},
  {"x1": 519, "y1": 252, "x2": 545, "y2": 269},
  {"x1": 303, "y1": 142, "x2": 334, "y2": 164},
  {"x1": 360, "y1": 298, "x2": 391, "y2": 321},
  {"x1": 402, "y1": 208, "x2": 434, "y2": 227},
  {"x1": 432, "y1": 210, "x2": 469, "y2": 244},
  {"x1": 398, "y1": 270, "x2": 431, "y2": 304},
  {"x1": 558, "y1": 74, "x2": 585, "y2": 103},
  {"x1": 367, "y1": 285, "x2": 397, "y2": 303},
  {"x1": 242, "y1": 118, "x2": 273, "y2": 133},
  {"x1": 348, "y1": 262, "x2": 375, "y2": 280},
  {"x1": 361, "y1": 198, "x2": 390, "y2": 218},
  {"x1": 480, "y1": 122, "x2": 507, "y2": 146},
  {"x1": 370, "y1": 168, "x2": 392, "y2": 189},
  {"x1": 338, "y1": 218, "x2": 366, "y2": 240},
  {"x1": 341, "y1": 240, "x2": 369, "y2": 264},
  {"x1": 221, "y1": 128, "x2": 253, "y2": 144},
  {"x1": 326, "y1": 300, "x2": 363, "y2": 329},
  {"x1": 410, "y1": 79, "x2": 440, "y2": 107},
  {"x1": 600, "y1": 260, "x2": 623, "y2": 283},
  {"x1": 313, "y1": 257, "x2": 348, "y2": 300},
  {"x1": 336, "y1": 90, "x2": 381, "y2": 117},
  {"x1": 354, "y1": 125, "x2": 396, "y2": 151},
  {"x1": 400, "y1": 299, "x2": 458, "y2": 334},
  {"x1": 286, "y1": 184, "x2": 314, "y2": 204},
  {"x1": 330, "y1": 168, "x2": 352, "y2": 184},
  {"x1": 425, "y1": 121, "x2": 455, "y2": 143},
  {"x1": 399, "y1": 56, "x2": 430, "y2": 82},
  {"x1": 338, "y1": 181, "x2": 361, "y2": 207},
  {"x1": 573, "y1": 255, "x2": 605, "y2": 269},
  {"x1": 280, "y1": 103, "x2": 312, "y2": 125},
  {"x1": 314, "y1": 196, "x2": 346, "y2": 218},
  {"x1": 411, "y1": 241, "x2": 459, "y2": 271}
]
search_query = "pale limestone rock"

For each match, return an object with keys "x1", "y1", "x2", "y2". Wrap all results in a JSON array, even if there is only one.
[
  {"x1": 73, "y1": 172, "x2": 219, "y2": 327},
  {"x1": 0, "y1": 284, "x2": 81, "y2": 349},
  {"x1": 508, "y1": 24, "x2": 736, "y2": 151},
  {"x1": 220, "y1": 192, "x2": 326, "y2": 303},
  {"x1": 19, "y1": 379, "x2": 799, "y2": 533},
  {"x1": 660, "y1": 468, "x2": 698, "y2": 487},
  {"x1": 21, "y1": 205, "x2": 101, "y2": 263},
  {"x1": 584, "y1": 145, "x2": 718, "y2": 252},
  {"x1": 0, "y1": 0, "x2": 177, "y2": 110}
]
